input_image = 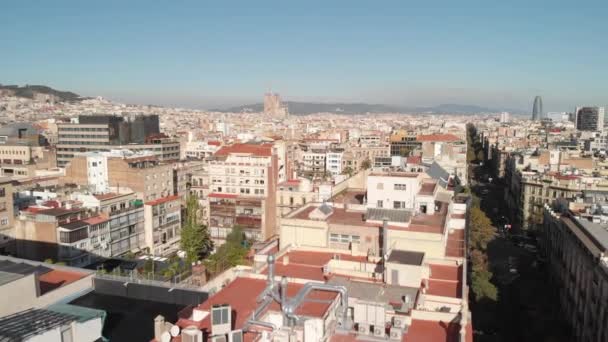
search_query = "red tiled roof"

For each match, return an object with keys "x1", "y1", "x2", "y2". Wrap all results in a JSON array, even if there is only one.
[
  {"x1": 407, "y1": 155, "x2": 422, "y2": 164},
  {"x1": 266, "y1": 251, "x2": 369, "y2": 281},
  {"x1": 145, "y1": 195, "x2": 181, "y2": 206},
  {"x1": 445, "y1": 229, "x2": 465, "y2": 258},
  {"x1": 214, "y1": 143, "x2": 273, "y2": 157},
  {"x1": 406, "y1": 319, "x2": 466, "y2": 342},
  {"x1": 279, "y1": 179, "x2": 301, "y2": 187},
  {"x1": 418, "y1": 182, "x2": 437, "y2": 196},
  {"x1": 38, "y1": 269, "x2": 86, "y2": 295},
  {"x1": 41, "y1": 200, "x2": 61, "y2": 208},
  {"x1": 208, "y1": 193, "x2": 238, "y2": 199},
  {"x1": 175, "y1": 277, "x2": 337, "y2": 340},
  {"x1": 83, "y1": 214, "x2": 109, "y2": 225},
  {"x1": 208, "y1": 140, "x2": 221, "y2": 146},
  {"x1": 416, "y1": 134, "x2": 461, "y2": 142}
]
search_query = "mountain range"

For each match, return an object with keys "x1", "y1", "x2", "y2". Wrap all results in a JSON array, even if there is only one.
[
  {"x1": 218, "y1": 101, "x2": 524, "y2": 115},
  {"x1": 0, "y1": 84, "x2": 83, "y2": 102}
]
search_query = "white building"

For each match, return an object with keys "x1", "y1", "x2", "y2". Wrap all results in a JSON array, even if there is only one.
[{"x1": 325, "y1": 151, "x2": 343, "y2": 176}]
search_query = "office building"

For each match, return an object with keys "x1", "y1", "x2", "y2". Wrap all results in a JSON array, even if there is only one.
[
  {"x1": 57, "y1": 114, "x2": 179, "y2": 167},
  {"x1": 532, "y1": 96, "x2": 544, "y2": 121},
  {"x1": 575, "y1": 106, "x2": 605, "y2": 132}
]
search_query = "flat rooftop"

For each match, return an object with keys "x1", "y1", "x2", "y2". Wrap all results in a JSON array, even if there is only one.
[
  {"x1": 175, "y1": 277, "x2": 338, "y2": 341},
  {"x1": 328, "y1": 276, "x2": 418, "y2": 312},
  {"x1": 266, "y1": 250, "x2": 369, "y2": 281},
  {"x1": 387, "y1": 250, "x2": 424, "y2": 266}
]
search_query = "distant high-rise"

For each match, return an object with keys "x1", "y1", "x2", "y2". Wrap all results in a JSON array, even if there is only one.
[
  {"x1": 532, "y1": 96, "x2": 543, "y2": 121},
  {"x1": 575, "y1": 106, "x2": 605, "y2": 131}
]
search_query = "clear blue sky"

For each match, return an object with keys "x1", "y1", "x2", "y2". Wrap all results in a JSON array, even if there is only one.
[{"x1": 1, "y1": 0, "x2": 607, "y2": 111}]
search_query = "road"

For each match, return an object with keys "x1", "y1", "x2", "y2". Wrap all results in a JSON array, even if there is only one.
[{"x1": 469, "y1": 164, "x2": 571, "y2": 342}]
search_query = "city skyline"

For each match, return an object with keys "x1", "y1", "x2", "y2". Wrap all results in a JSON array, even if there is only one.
[{"x1": 2, "y1": 1, "x2": 608, "y2": 111}]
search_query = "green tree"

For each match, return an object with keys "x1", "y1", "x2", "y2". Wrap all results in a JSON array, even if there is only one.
[
  {"x1": 180, "y1": 195, "x2": 213, "y2": 263},
  {"x1": 204, "y1": 226, "x2": 249, "y2": 275},
  {"x1": 342, "y1": 166, "x2": 354, "y2": 177},
  {"x1": 360, "y1": 158, "x2": 371, "y2": 170},
  {"x1": 470, "y1": 207, "x2": 496, "y2": 251},
  {"x1": 471, "y1": 268, "x2": 498, "y2": 301}
]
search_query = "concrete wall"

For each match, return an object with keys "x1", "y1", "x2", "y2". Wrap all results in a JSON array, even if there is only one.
[
  {"x1": 0, "y1": 273, "x2": 38, "y2": 316},
  {"x1": 280, "y1": 219, "x2": 328, "y2": 250},
  {"x1": 388, "y1": 230, "x2": 445, "y2": 259}
]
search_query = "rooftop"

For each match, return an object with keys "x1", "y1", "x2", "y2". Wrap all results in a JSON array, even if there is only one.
[
  {"x1": 175, "y1": 277, "x2": 337, "y2": 340},
  {"x1": 267, "y1": 250, "x2": 370, "y2": 281},
  {"x1": 145, "y1": 194, "x2": 181, "y2": 206},
  {"x1": 214, "y1": 143, "x2": 273, "y2": 157},
  {"x1": 416, "y1": 133, "x2": 462, "y2": 142},
  {"x1": 387, "y1": 250, "x2": 424, "y2": 266}
]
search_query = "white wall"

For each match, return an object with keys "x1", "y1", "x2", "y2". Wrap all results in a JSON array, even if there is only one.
[{"x1": 367, "y1": 175, "x2": 420, "y2": 210}]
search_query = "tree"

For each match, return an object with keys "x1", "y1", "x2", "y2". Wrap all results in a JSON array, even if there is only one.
[
  {"x1": 204, "y1": 226, "x2": 249, "y2": 275},
  {"x1": 342, "y1": 166, "x2": 354, "y2": 177},
  {"x1": 470, "y1": 207, "x2": 496, "y2": 251},
  {"x1": 471, "y1": 268, "x2": 498, "y2": 301},
  {"x1": 181, "y1": 195, "x2": 213, "y2": 263},
  {"x1": 360, "y1": 158, "x2": 371, "y2": 170}
]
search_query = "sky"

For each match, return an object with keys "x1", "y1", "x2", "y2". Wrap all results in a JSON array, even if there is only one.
[{"x1": 1, "y1": 0, "x2": 607, "y2": 112}]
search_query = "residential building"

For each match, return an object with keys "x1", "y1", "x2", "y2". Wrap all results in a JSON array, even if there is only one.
[
  {"x1": 0, "y1": 123, "x2": 56, "y2": 178},
  {"x1": 63, "y1": 150, "x2": 174, "y2": 201},
  {"x1": 390, "y1": 130, "x2": 421, "y2": 156},
  {"x1": 207, "y1": 143, "x2": 278, "y2": 245},
  {"x1": 542, "y1": 204, "x2": 608, "y2": 342},
  {"x1": 144, "y1": 195, "x2": 182, "y2": 256},
  {"x1": 0, "y1": 178, "x2": 14, "y2": 255},
  {"x1": 325, "y1": 150, "x2": 343, "y2": 176}
]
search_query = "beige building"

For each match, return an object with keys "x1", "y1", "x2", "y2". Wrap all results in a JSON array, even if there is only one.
[
  {"x1": 144, "y1": 195, "x2": 182, "y2": 256},
  {"x1": 207, "y1": 143, "x2": 278, "y2": 245},
  {"x1": 63, "y1": 151, "x2": 174, "y2": 201},
  {"x1": 543, "y1": 205, "x2": 608, "y2": 342},
  {"x1": 0, "y1": 178, "x2": 15, "y2": 254}
]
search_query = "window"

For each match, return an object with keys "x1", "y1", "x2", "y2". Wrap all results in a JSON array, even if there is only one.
[
  {"x1": 377, "y1": 200, "x2": 383, "y2": 208},
  {"x1": 393, "y1": 201, "x2": 405, "y2": 209},
  {"x1": 394, "y1": 184, "x2": 407, "y2": 191},
  {"x1": 0, "y1": 188, "x2": 5, "y2": 197},
  {"x1": 212, "y1": 305, "x2": 230, "y2": 325},
  {"x1": 0, "y1": 218, "x2": 7, "y2": 226}
]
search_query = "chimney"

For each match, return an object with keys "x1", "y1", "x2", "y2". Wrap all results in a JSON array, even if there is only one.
[{"x1": 154, "y1": 315, "x2": 165, "y2": 341}]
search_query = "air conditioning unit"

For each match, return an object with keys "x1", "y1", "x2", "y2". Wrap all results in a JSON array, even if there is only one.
[
  {"x1": 357, "y1": 324, "x2": 369, "y2": 335},
  {"x1": 211, "y1": 335, "x2": 227, "y2": 342},
  {"x1": 181, "y1": 326, "x2": 203, "y2": 342},
  {"x1": 389, "y1": 327, "x2": 403, "y2": 341},
  {"x1": 392, "y1": 317, "x2": 404, "y2": 328},
  {"x1": 228, "y1": 330, "x2": 243, "y2": 342},
  {"x1": 373, "y1": 326, "x2": 384, "y2": 337},
  {"x1": 322, "y1": 265, "x2": 330, "y2": 275}
]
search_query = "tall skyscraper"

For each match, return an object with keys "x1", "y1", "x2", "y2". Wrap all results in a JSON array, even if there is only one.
[
  {"x1": 532, "y1": 96, "x2": 543, "y2": 121},
  {"x1": 575, "y1": 106, "x2": 605, "y2": 131}
]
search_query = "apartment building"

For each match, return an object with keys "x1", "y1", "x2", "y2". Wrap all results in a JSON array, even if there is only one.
[
  {"x1": 543, "y1": 205, "x2": 608, "y2": 342},
  {"x1": 74, "y1": 191, "x2": 145, "y2": 259},
  {"x1": 0, "y1": 178, "x2": 15, "y2": 255},
  {"x1": 277, "y1": 178, "x2": 317, "y2": 217},
  {"x1": 325, "y1": 151, "x2": 343, "y2": 176},
  {"x1": 63, "y1": 150, "x2": 174, "y2": 201},
  {"x1": 207, "y1": 143, "x2": 278, "y2": 245},
  {"x1": 154, "y1": 172, "x2": 472, "y2": 342},
  {"x1": 390, "y1": 130, "x2": 421, "y2": 156},
  {"x1": 0, "y1": 123, "x2": 56, "y2": 178},
  {"x1": 56, "y1": 114, "x2": 179, "y2": 167},
  {"x1": 144, "y1": 195, "x2": 182, "y2": 256},
  {"x1": 15, "y1": 205, "x2": 88, "y2": 263},
  {"x1": 299, "y1": 149, "x2": 326, "y2": 177}
]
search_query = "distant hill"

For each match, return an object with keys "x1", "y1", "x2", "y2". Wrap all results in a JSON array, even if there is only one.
[
  {"x1": 218, "y1": 101, "x2": 522, "y2": 115},
  {"x1": 0, "y1": 84, "x2": 83, "y2": 102}
]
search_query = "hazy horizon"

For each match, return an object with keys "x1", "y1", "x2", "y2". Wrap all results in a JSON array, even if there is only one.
[{"x1": 2, "y1": 1, "x2": 607, "y2": 112}]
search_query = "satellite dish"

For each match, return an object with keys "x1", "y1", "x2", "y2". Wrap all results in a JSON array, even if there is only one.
[
  {"x1": 170, "y1": 325, "x2": 180, "y2": 337},
  {"x1": 160, "y1": 331, "x2": 171, "y2": 342}
]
